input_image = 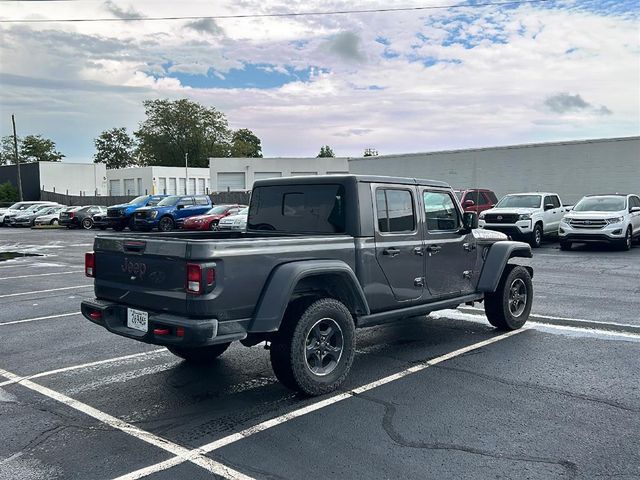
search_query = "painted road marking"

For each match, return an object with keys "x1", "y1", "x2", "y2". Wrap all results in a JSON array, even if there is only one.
[
  {"x1": 0, "y1": 285, "x2": 92, "y2": 298},
  {"x1": 113, "y1": 329, "x2": 525, "y2": 480},
  {"x1": 0, "y1": 367, "x2": 254, "y2": 480},
  {"x1": 0, "y1": 270, "x2": 83, "y2": 280},
  {"x1": 0, "y1": 311, "x2": 81, "y2": 326},
  {"x1": 0, "y1": 349, "x2": 167, "y2": 388}
]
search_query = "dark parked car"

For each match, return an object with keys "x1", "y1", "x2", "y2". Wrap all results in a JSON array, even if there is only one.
[
  {"x1": 59, "y1": 206, "x2": 106, "y2": 229},
  {"x1": 107, "y1": 195, "x2": 168, "y2": 231},
  {"x1": 82, "y1": 175, "x2": 534, "y2": 396},
  {"x1": 133, "y1": 195, "x2": 213, "y2": 231},
  {"x1": 454, "y1": 188, "x2": 498, "y2": 213}
]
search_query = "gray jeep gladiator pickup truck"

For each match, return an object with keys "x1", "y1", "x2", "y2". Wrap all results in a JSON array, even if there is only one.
[{"x1": 82, "y1": 175, "x2": 533, "y2": 395}]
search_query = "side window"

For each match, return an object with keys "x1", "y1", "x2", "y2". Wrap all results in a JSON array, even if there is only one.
[
  {"x1": 543, "y1": 196, "x2": 553, "y2": 208},
  {"x1": 423, "y1": 191, "x2": 461, "y2": 231},
  {"x1": 487, "y1": 191, "x2": 498, "y2": 204},
  {"x1": 630, "y1": 196, "x2": 640, "y2": 209},
  {"x1": 178, "y1": 197, "x2": 194, "y2": 207},
  {"x1": 195, "y1": 196, "x2": 209, "y2": 206},
  {"x1": 479, "y1": 192, "x2": 491, "y2": 205},
  {"x1": 552, "y1": 196, "x2": 561, "y2": 208},
  {"x1": 376, "y1": 189, "x2": 415, "y2": 233}
]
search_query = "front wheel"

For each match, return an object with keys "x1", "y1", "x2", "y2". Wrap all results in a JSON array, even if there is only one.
[
  {"x1": 484, "y1": 265, "x2": 533, "y2": 331},
  {"x1": 158, "y1": 217, "x2": 175, "y2": 232},
  {"x1": 50, "y1": 219, "x2": 58, "y2": 225},
  {"x1": 270, "y1": 298, "x2": 356, "y2": 396},
  {"x1": 167, "y1": 343, "x2": 231, "y2": 363},
  {"x1": 209, "y1": 220, "x2": 219, "y2": 231},
  {"x1": 618, "y1": 227, "x2": 632, "y2": 251},
  {"x1": 529, "y1": 224, "x2": 543, "y2": 248}
]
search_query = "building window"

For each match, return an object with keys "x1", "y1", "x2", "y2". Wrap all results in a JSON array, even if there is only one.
[
  {"x1": 109, "y1": 179, "x2": 121, "y2": 196},
  {"x1": 217, "y1": 172, "x2": 246, "y2": 191}
]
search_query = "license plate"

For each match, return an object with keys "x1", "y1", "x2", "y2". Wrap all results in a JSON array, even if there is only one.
[{"x1": 127, "y1": 308, "x2": 148, "y2": 332}]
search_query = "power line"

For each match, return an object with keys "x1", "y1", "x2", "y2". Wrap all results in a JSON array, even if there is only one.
[{"x1": 0, "y1": 0, "x2": 549, "y2": 23}]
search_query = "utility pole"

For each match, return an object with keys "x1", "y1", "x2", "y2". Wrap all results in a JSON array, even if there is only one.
[
  {"x1": 11, "y1": 114, "x2": 23, "y2": 201},
  {"x1": 185, "y1": 152, "x2": 189, "y2": 194}
]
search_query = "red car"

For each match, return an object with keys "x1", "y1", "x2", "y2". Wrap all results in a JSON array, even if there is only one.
[
  {"x1": 454, "y1": 189, "x2": 498, "y2": 213},
  {"x1": 182, "y1": 204, "x2": 247, "y2": 231}
]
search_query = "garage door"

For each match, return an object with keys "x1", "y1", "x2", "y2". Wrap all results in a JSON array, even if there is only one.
[
  {"x1": 109, "y1": 180, "x2": 121, "y2": 196},
  {"x1": 168, "y1": 178, "x2": 177, "y2": 195},
  {"x1": 217, "y1": 172, "x2": 246, "y2": 191},
  {"x1": 123, "y1": 179, "x2": 135, "y2": 195},
  {"x1": 290, "y1": 172, "x2": 317, "y2": 176}
]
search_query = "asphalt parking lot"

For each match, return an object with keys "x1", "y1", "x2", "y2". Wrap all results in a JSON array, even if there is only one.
[{"x1": 1, "y1": 228, "x2": 639, "y2": 480}]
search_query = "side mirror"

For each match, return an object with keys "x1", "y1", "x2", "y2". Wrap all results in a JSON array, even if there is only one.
[
  {"x1": 176, "y1": 204, "x2": 184, "y2": 210},
  {"x1": 462, "y1": 211, "x2": 478, "y2": 230},
  {"x1": 544, "y1": 203, "x2": 554, "y2": 210},
  {"x1": 463, "y1": 200, "x2": 475, "y2": 208},
  {"x1": 631, "y1": 207, "x2": 640, "y2": 213}
]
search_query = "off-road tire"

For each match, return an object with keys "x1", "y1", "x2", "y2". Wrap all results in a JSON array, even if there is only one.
[
  {"x1": 270, "y1": 298, "x2": 356, "y2": 396},
  {"x1": 618, "y1": 227, "x2": 632, "y2": 251},
  {"x1": 158, "y1": 216, "x2": 175, "y2": 232},
  {"x1": 167, "y1": 343, "x2": 231, "y2": 363},
  {"x1": 484, "y1": 265, "x2": 532, "y2": 331},
  {"x1": 529, "y1": 223, "x2": 543, "y2": 248},
  {"x1": 559, "y1": 241, "x2": 572, "y2": 251}
]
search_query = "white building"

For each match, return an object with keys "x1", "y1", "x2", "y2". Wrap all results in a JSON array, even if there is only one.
[
  {"x1": 209, "y1": 157, "x2": 349, "y2": 191},
  {"x1": 106, "y1": 166, "x2": 211, "y2": 196},
  {"x1": 348, "y1": 137, "x2": 640, "y2": 204}
]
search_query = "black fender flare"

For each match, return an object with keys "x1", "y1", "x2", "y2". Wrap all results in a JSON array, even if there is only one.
[
  {"x1": 249, "y1": 260, "x2": 370, "y2": 332},
  {"x1": 477, "y1": 241, "x2": 532, "y2": 293}
]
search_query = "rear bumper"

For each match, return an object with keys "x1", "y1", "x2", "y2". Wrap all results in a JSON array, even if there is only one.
[
  {"x1": 81, "y1": 299, "x2": 247, "y2": 347},
  {"x1": 58, "y1": 218, "x2": 79, "y2": 227}
]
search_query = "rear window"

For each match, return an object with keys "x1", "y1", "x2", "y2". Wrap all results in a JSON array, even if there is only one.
[{"x1": 248, "y1": 184, "x2": 346, "y2": 233}]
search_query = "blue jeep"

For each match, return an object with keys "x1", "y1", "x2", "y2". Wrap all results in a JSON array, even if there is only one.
[
  {"x1": 106, "y1": 195, "x2": 167, "y2": 231},
  {"x1": 133, "y1": 195, "x2": 212, "y2": 231}
]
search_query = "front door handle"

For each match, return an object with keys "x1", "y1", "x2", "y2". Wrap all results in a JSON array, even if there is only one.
[
  {"x1": 383, "y1": 247, "x2": 400, "y2": 257},
  {"x1": 426, "y1": 245, "x2": 442, "y2": 254},
  {"x1": 463, "y1": 243, "x2": 476, "y2": 252},
  {"x1": 413, "y1": 246, "x2": 424, "y2": 256}
]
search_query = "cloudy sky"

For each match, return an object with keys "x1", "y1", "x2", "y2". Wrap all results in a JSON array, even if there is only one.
[{"x1": 0, "y1": 0, "x2": 638, "y2": 162}]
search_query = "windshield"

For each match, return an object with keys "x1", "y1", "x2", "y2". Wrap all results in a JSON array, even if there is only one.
[
  {"x1": 454, "y1": 191, "x2": 463, "y2": 200},
  {"x1": 207, "y1": 205, "x2": 231, "y2": 215},
  {"x1": 238, "y1": 207, "x2": 249, "y2": 215},
  {"x1": 573, "y1": 196, "x2": 625, "y2": 212},
  {"x1": 157, "y1": 196, "x2": 180, "y2": 206},
  {"x1": 9, "y1": 202, "x2": 28, "y2": 210},
  {"x1": 496, "y1": 195, "x2": 541, "y2": 209},
  {"x1": 129, "y1": 196, "x2": 148, "y2": 204}
]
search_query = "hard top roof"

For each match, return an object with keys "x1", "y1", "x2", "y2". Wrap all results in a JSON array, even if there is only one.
[{"x1": 253, "y1": 174, "x2": 449, "y2": 189}]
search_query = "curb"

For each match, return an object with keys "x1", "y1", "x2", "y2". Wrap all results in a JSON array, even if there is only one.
[{"x1": 458, "y1": 307, "x2": 640, "y2": 335}]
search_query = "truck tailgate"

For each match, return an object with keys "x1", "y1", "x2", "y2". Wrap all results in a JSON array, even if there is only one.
[{"x1": 93, "y1": 237, "x2": 189, "y2": 315}]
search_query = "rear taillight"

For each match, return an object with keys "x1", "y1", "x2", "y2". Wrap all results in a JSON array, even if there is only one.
[
  {"x1": 186, "y1": 264, "x2": 215, "y2": 294},
  {"x1": 186, "y1": 263, "x2": 201, "y2": 293},
  {"x1": 69, "y1": 211, "x2": 75, "y2": 218},
  {"x1": 85, "y1": 252, "x2": 95, "y2": 277}
]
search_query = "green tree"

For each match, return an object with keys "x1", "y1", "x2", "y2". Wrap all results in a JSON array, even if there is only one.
[
  {"x1": 363, "y1": 148, "x2": 378, "y2": 157},
  {"x1": 317, "y1": 145, "x2": 335, "y2": 158},
  {"x1": 94, "y1": 127, "x2": 136, "y2": 169},
  {"x1": 230, "y1": 128, "x2": 262, "y2": 158},
  {"x1": 0, "y1": 181, "x2": 19, "y2": 202},
  {"x1": 21, "y1": 135, "x2": 64, "y2": 162},
  {"x1": 134, "y1": 99, "x2": 231, "y2": 167},
  {"x1": 0, "y1": 135, "x2": 23, "y2": 165}
]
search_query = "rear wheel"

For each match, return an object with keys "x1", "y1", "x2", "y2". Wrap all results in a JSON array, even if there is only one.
[
  {"x1": 82, "y1": 218, "x2": 93, "y2": 230},
  {"x1": 484, "y1": 265, "x2": 532, "y2": 331},
  {"x1": 158, "y1": 216, "x2": 175, "y2": 232},
  {"x1": 167, "y1": 343, "x2": 231, "y2": 363},
  {"x1": 270, "y1": 298, "x2": 355, "y2": 396}
]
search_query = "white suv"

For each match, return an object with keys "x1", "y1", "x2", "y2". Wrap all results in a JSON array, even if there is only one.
[{"x1": 559, "y1": 194, "x2": 640, "y2": 251}]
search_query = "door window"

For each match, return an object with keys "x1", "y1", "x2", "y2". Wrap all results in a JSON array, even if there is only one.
[
  {"x1": 423, "y1": 191, "x2": 461, "y2": 231},
  {"x1": 177, "y1": 197, "x2": 194, "y2": 207},
  {"x1": 551, "y1": 196, "x2": 561, "y2": 208},
  {"x1": 375, "y1": 189, "x2": 415, "y2": 233}
]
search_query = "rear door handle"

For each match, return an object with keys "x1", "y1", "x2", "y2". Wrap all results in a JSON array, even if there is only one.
[
  {"x1": 383, "y1": 247, "x2": 400, "y2": 257},
  {"x1": 463, "y1": 243, "x2": 476, "y2": 252},
  {"x1": 426, "y1": 245, "x2": 442, "y2": 254},
  {"x1": 413, "y1": 246, "x2": 424, "y2": 256}
]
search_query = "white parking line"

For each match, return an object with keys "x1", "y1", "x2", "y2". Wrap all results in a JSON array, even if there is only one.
[
  {"x1": 0, "y1": 367, "x2": 254, "y2": 480},
  {"x1": 0, "y1": 311, "x2": 81, "y2": 327},
  {"x1": 0, "y1": 285, "x2": 92, "y2": 298},
  {"x1": 0, "y1": 349, "x2": 167, "y2": 388},
  {"x1": 114, "y1": 329, "x2": 525, "y2": 480},
  {"x1": 0, "y1": 270, "x2": 84, "y2": 280}
]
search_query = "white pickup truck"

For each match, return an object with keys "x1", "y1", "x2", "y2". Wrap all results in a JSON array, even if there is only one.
[{"x1": 478, "y1": 192, "x2": 571, "y2": 247}]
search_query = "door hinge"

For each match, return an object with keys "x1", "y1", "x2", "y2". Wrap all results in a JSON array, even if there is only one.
[
  {"x1": 463, "y1": 270, "x2": 473, "y2": 279},
  {"x1": 463, "y1": 243, "x2": 476, "y2": 252},
  {"x1": 414, "y1": 277, "x2": 425, "y2": 287}
]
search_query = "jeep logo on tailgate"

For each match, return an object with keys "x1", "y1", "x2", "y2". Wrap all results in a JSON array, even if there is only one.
[{"x1": 121, "y1": 257, "x2": 147, "y2": 279}]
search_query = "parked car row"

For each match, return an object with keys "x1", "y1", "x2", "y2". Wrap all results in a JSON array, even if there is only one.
[{"x1": 471, "y1": 190, "x2": 640, "y2": 251}]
